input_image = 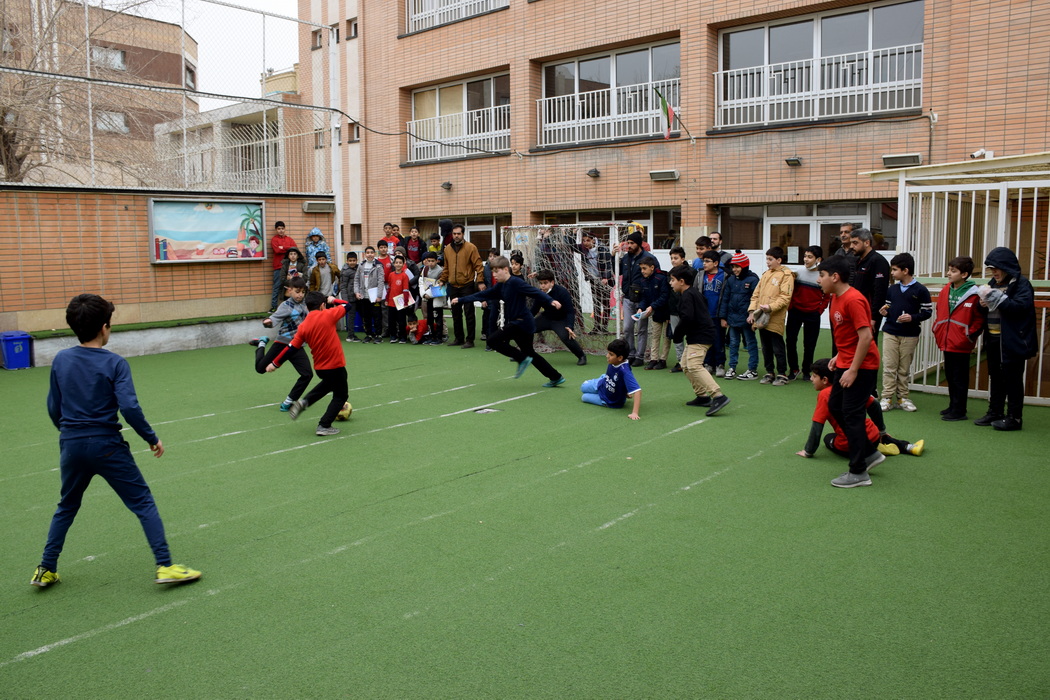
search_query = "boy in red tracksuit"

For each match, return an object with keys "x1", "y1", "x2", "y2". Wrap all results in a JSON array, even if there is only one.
[
  {"x1": 385, "y1": 255, "x2": 413, "y2": 343},
  {"x1": 932, "y1": 256, "x2": 986, "y2": 421},
  {"x1": 267, "y1": 292, "x2": 349, "y2": 436}
]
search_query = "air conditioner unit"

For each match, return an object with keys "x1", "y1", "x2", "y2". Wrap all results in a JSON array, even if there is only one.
[
  {"x1": 302, "y1": 201, "x2": 336, "y2": 213},
  {"x1": 649, "y1": 169, "x2": 680, "y2": 181},
  {"x1": 881, "y1": 153, "x2": 923, "y2": 168}
]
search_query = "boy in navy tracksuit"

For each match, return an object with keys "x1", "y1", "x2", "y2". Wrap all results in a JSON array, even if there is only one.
[
  {"x1": 32, "y1": 294, "x2": 201, "y2": 588},
  {"x1": 639, "y1": 258, "x2": 671, "y2": 370},
  {"x1": 878, "y1": 252, "x2": 933, "y2": 412},
  {"x1": 698, "y1": 250, "x2": 727, "y2": 376},
  {"x1": 534, "y1": 269, "x2": 587, "y2": 365},
  {"x1": 454, "y1": 256, "x2": 566, "y2": 387},
  {"x1": 718, "y1": 251, "x2": 760, "y2": 380},
  {"x1": 975, "y1": 247, "x2": 1038, "y2": 431}
]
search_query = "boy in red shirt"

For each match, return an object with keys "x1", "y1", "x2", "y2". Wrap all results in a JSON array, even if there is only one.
[
  {"x1": 385, "y1": 254, "x2": 413, "y2": 343},
  {"x1": 817, "y1": 255, "x2": 883, "y2": 487},
  {"x1": 796, "y1": 358, "x2": 924, "y2": 461},
  {"x1": 267, "y1": 292, "x2": 349, "y2": 436}
]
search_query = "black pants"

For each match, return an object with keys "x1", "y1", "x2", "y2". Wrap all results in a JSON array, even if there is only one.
[
  {"x1": 943, "y1": 351, "x2": 971, "y2": 417},
  {"x1": 448, "y1": 283, "x2": 477, "y2": 342},
  {"x1": 255, "y1": 341, "x2": 312, "y2": 402},
  {"x1": 302, "y1": 366, "x2": 349, "y2": 429},
  {"x1": 489, "y1": 324, "x2": 561, "y2": 381},
  {"x1": 828, "y1": 367, "x2": 878, "y2": 473},
  {"x1": 759, "y1": 328, "x2": 787, "y2": 375},
  {"x1": 427, "y1": 299, "x2": 445, "y2": 340},
  {"x1": 387, "y1": 306, "x2": 409, "y2": 341},
  {"x1": 786, "y1": 309, "x2": 821, "y2": 375},
  {"x1": 358, "y1": 300, "x2": 381, "y2": 338},
  {"x1": 535, "y1": 315, "x2": 585, "y2": 359},
  {"x1": 985, "y1": 336, "x2": 1026, "y2": 419}
]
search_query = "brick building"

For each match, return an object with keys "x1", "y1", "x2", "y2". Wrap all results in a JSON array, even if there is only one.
[{"x1": 298, "y1": 0, "x2": 1050, "y2": 263}]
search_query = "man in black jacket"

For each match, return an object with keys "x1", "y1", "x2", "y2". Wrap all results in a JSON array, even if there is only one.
[
  {"x1": 534, "y1": 270, "x2": 587, "y2": 366},
  {"x1": 619, "y1": 232, "x2": 656, "y2": 366},
  {"x1": 848, "y1": 228, "x2": 891, "y2": 336}
]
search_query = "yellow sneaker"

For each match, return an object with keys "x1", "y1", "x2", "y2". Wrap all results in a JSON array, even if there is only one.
[
  {"x1": 877, "y1": 442, "x2": 900, "y2": 456},
  {"x1": 155, "y1": 564, "x2": 202, "y2": 585},
  {"x1": 31, "y1": 566, "x2": 60, "y2": 588},
  {"x1": 908, "y1": 439, "x2": 925, "y2": 456}
]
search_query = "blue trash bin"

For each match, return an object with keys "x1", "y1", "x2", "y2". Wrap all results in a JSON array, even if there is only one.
[{"x1": 0, "y1": 331, "x2": 32, "y2": 370}]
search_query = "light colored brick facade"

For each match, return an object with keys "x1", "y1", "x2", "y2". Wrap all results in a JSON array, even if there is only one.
[{"x1": 298, "y1": 0, "x2": 1050, "y2": 258}]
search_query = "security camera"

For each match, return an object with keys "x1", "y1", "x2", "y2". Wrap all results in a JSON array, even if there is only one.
[{"x1": 970, "y1": 149, "x2": 987, "y2": 159}]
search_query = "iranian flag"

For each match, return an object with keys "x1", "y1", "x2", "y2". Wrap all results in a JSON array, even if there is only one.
[{"x1": 654, "y1": 87, "x2": 674, "y2": 139}]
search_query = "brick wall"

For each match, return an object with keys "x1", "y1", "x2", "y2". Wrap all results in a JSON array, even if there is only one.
[{"x1": 0, "y1": 189, "x2": 333, "y2": 332}]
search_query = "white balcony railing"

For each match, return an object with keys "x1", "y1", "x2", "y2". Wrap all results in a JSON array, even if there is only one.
[
  {"x1": 406, "y1": 0, "x2": 509, "y2": 33},
  {"x1": 407, "y1": 104, "x2": 510, "y2": 162},
  {"x1": 715, "y1": 43, "x2": 922, "y2": 128},
  {"x1": 536, "y1": 78, "x2": 680, "y2": 147}
]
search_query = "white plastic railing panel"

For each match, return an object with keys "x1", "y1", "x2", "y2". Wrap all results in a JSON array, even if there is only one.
[
  {"x1": 406, "y1": 104, "x2": 510, "y2": 162},
  {"x1": 537, "y1": 78, "x2": 679, "y2": 147},
  {"x1": 406, "y1": 0, "x2": 509, "y2": 33}
]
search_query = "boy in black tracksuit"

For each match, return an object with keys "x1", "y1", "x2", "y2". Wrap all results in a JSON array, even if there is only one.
[
  {"x1": 533, "y1": 269, "x2": 587, "y2": 366},
  {"x1": 975, "y1": 247, "x2": 1038, "y2": 431},
  {"x1": 669, "y1": 265, "x2": 730, "y2": 417}
]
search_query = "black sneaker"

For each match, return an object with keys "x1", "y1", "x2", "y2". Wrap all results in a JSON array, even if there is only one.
[
  {"x1": 973, "y1": 412, "x2": 1002, "y2": 426},
  {"x1": 576, "y1": 356, "x2": 587, "y2": 366},
  {"x1": 941, "y1": 413, "x2": 967, "y2": 422},
  {"x1": 669, "y1": 364, "x2": 683, "y2": 373},
  {"x1": 992, "y1": 416, "x2": 1022, "y2": 431},
  {"x1": 686, "y1": 395, "x2": 711, "y2": 407},
  {"x1": 705, "y1": 394, "x2": 731, "y2": 416}
]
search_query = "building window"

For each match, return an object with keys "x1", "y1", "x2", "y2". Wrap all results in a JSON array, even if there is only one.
[
  {"x1": 330, "y1": 23, "x2": 340, "y2": 43},
  {"x1": 91, "y1": 45, "x2": 127, "y2": 71},
  {"x1": 184, "y1": 64, "x2": 196, "y2": 90},
  {"x1": 349, "y1": 224, "x2": 362, "y2": 244},
  {"x1": 311, "y1": 29, "x2": 323, "y2": 50},
  {"x1": 408, "y1": 73, "x2": 511, "y2": 162},
  {"x1": 1, "y1": 27, "x2": 13, "y2": 54},
  {"x1": 347, "y1": 19, "x2": 358, "y2": 39},
  {"x1": 407, "y1": 0, "x2": 509, "y2": 34},
  {"x1": 314, "y1": 128, "x2": 325, "y2": 149},
  {"x1": 96, "y1": 111, "x2": 130, "y2": 134},
  {"x1": 716, "y1": 0, "x2": 924, "y2": 128},
  {"x1": 538, "y1": 41, "x2": 680, "y2": 147}
]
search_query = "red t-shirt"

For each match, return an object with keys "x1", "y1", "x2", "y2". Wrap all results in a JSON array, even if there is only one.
[
  {"x1": 271, "y1": 233, "x2": 296, "y2": 270},
  {"x1": 404, "y1": 237, "x2": 424, "y2": 263},
  {"x1": 813, "y1": 387, "x2": 880, "y2": 451},
  {"x1": 830, "y1": 287, "x2": 880, "y2": 370},
  {"x1": 386, "y1": 270, "x2": 411, "y2": 307},
  {"x1": 376, "y1": 255, "x2": 393, "y2": 277},
  {"x1": 274, "y1": 302, "x2": 346, "y2": 370}
]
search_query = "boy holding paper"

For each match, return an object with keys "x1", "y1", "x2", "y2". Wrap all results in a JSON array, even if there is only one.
[
  {"x1": 419, "y1": 251, "x2": 447, "y2": 345},
  {"x1": 353, "y1": 245, "x2": 386, "y2": 343},
  {"x1": 385, "y1": 254, "x2": 413, "y2": 343}
]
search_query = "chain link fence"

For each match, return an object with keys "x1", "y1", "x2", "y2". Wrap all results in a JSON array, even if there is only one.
[{"x1": 0, "y1": 0, "x2": 336, "y2": 193}]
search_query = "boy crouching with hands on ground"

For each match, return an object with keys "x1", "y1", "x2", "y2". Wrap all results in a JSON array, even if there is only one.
[{"x1": 797, "y1": 359, "x2": 924, "y2": 476}]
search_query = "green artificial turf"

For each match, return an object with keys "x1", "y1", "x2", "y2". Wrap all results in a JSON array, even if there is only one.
[{"x1": 1, "y1": 337, "x2": 1048, "y2": 698}]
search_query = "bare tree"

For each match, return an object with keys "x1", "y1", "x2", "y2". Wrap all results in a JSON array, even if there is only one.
[{"x1": 0, "y1": 0, "x2": 195, "y2": 186}]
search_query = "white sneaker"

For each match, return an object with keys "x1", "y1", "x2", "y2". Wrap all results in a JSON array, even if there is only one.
[
  {"x1": 715, "y1": 366, "x2": 726, "y2": 378},
  {"x1": 899, "y1": 398, "x2": 917, "y2": 412},
  {"x1": 879, "y1": 398, "x2": 894, "y2": 412},
  {"x1": 724, "y1": 368, "x2": 737, "y2": 379}
]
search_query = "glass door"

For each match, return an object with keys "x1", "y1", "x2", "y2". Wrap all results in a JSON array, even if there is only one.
[
  {"x1": 768, "y1": 222, "x2": 812, "y2": 265},
  {"x1": 466, "y1": 226, "x2": 495, "y2": 253}
]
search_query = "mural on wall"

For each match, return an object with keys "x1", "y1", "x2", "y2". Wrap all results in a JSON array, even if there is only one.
[{"x1": 149, "y1": 199, "x2": 265, "y2": 263}]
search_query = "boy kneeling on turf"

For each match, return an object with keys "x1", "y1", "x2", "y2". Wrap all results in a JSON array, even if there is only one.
[
  {"x1": 796, "y1": 358, "x2": 924, "y2": 463},
  {"x1": 581, "y1": 338, "x2": 642, "y2": 419}
]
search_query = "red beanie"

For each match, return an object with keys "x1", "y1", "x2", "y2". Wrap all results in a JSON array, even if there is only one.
[{"x1": 731, "y1": 251, "x2": 750, "y2": 267}]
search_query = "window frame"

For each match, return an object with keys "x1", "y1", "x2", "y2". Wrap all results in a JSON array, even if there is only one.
[
  {"x1": 96, "y1": 110, "x2": 130, "y2": 134},
  {"x1": 410, "y1": 72, "x2": 511, "y2": 122},
  {"x1": 347, "y1": 18, "x2": 358, "y2": 39},
  {"x1": 91, "y1": 45, "x2": 127, "y2": 72},
  {"x1": 540, "y1": 40, "x2": 681, "y2": 99}
]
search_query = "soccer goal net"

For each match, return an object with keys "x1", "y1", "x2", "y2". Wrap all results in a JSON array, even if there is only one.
[{"x1": 500, "y1": 224, "x2": 634, "y2": 355}]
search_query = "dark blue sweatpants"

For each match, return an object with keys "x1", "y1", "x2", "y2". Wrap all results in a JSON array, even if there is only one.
[{"x1": 41, "y1": 434, "x2": 171, "y2": 571}]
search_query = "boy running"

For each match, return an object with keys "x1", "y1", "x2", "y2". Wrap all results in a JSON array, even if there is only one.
[{"x1": 250, "y1": 277, "x2": 313, "y2": 412}]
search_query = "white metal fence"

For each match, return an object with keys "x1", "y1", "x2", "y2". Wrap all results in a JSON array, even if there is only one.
[
  {"x1": 407, "y1": 104, "x2": 510, "y2": 162},
  {"x1": 537, "y1": 78, "x2": 679, "y2": 147},
  {"x1": 715, "y1": 43, "x2": 922, "y2": 128},
  {"x1": 406, "y1": 0, "x2": 509, "y2": 34},
  {"x1": 901, "y1": 180, "x2": 1050, "y2": 405}
]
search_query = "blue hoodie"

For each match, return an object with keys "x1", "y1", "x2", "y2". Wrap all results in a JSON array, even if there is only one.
[{"x1": 719, "y1": 266, "x2": 760, "y2": 327}]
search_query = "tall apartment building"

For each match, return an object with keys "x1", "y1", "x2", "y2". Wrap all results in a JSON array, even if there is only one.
[
  {"x1": 1, "y1": 0, "x2": 199, "y2": 188},
  {"x1": 298, "y1": 0, "x2": 1050, "y2": 262}
]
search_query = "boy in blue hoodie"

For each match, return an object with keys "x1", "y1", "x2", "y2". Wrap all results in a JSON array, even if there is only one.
[
  {"x1": 718, "y1": 251, "x2": 760, "y2": 380},
  {"x1": 975, "y1": 247, "x2": 1038, "y2": 431},
  {"x1": 699, "y1": 250, "x2": 727, "y2": 376}
]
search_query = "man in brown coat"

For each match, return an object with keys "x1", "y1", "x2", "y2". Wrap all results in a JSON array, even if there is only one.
[{"x1": 438, "y1": 224, "x2": 486, "y2": 348}]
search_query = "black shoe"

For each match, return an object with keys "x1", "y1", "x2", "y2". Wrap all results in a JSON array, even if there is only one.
[
  {"x1": 654, "y1": 360, "x2": 667, "y2": 370},
  {"x1": 992, "y1": 416, "x2": 1022, "y2": 431},
  {"x1": 686, "y1": 395, "x2": 712, "y2": 407},
  {"x1": 644, "y1": 361, "x2": 658, "y2": 370},
  {"x1": 940, "y1": 408, "x2": 951, "y2": 415},
  {"x1": 448, "y1": 339, "x2": 465, "y2": 346},
  {"x1": 705, "y1": 394, "x2": 731, "y2": 417},
  {"x1": 629, "y1": 357, "x2": 644, "y2": 368},
  {"x1": 461, "y1": 341, "x2": 475, "y2": 349},
  {"x1": 576, "y1": 356, "x2": 587, "y2": 366},
  {"x1": 941, "y1": 413, "x2": 968, "y2": 422},
  {"x1": 669, "y1": 363, "x2": 683, "y2": 373},
  {"x1": 973, "y1": 412, "x2": 1003, "y2": 427}
]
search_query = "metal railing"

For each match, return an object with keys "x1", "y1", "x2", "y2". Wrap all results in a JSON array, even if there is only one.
[
  {"x1": 406, "y1": 0, "x2": 509, "y2": 33},
  {"x1": 537, "y1": 78, "x2": 679, "y2": 147},
  {"x1": 715, "y1": 43, "x2": 922, "y2": 128},
  {"x1": 407, "y1": 104, "x2": 510, "y2": 162}
]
